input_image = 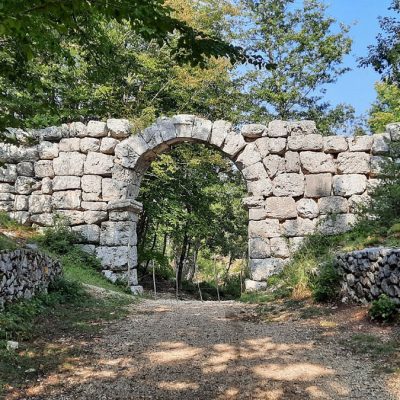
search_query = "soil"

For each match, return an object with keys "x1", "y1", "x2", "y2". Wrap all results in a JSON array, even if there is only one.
[{"x1": 5, "y1": 295, "x2": 400, "y2": 400}]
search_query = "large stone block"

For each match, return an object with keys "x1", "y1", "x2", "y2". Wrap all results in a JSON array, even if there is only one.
[
  {"x1": 235, "y1": 143, "x2": 261, "y2": 169},
  {"x1": 69, "y1": 121, "x2": 87, "y2": 138},
  {"x1": 107, "y1": 118, "x2": 131, "y2": 139},
  {"x1": 348, "y1": 135, "x2": 373, "y2": 152},
  {"x1": 285, "y1": 151, "x2": 300, "y2": 172},
  {"x1": 244, "y1": 279, "x2": 267, "y2": 292},
  {"x1": 155, "y1": 117, "x2": 177, "y2": 142},
  {"x1": 41, "y1": 177, "x2": 52, "y2": 194},
  {"x1": 254, "y1": 137, "x2": 269, "y2": 158},
  {"x1": 348, "y1": 193, "x2": 370, "y2": 212},
  {"x1": 59, "y1": 138, "x2": 80, "y2": 152},
  {"x1": 38, "y1": 141, "x2": 59, "y2": 160},
  {"x1": 29, "y1": 194, "x2": 52, "y2": 213},
  {"x1": 222, "y1": 132, "x2": 247, "y2": 157},
  {"x1": 300, "y1": 152, "x2": 336, "y2": 173},
  {"x1": 30, "y1": 213, "x2": 54, "y2": 226},
  {"x1": 37, "y1": 126, "x2": 66, "y2": 141},
  {"x1": 81, "y1": 174, "x2": 102, "y2": 194},
  {"x1": 72, "y1": 224, "x2": 101, "y2": 243},
  {"x1": 296, "y1": 198, "x2": 319, "y2": 219},
  {"x1": 102, "y1": 178, "x2": 124, "y2": 201},
  {"x1": 80, "y1": 137, "x2": 100, "y2": 153},
  {"x1": 15, "y1": 176, "x2": 40, "y2": 194},
  {"x1": 52, "y1": 190, "x2": 81, "y2": 209},
  {"x1": 16, "y1": 162, "x2": 34, "y2": 177},
  {"x1": 96, "y1": 245, "x2": 137, "y2": 269},
  {"x1": 263, "y1": 155, "x2": 285, "y2": 178},
  {"x1": 268, "y1": 138, "x2": 287, "y2": 155},
  {"x1": 272, "y1": 173, "x2": 304, "y2": 197},
  {"x1": 0, "y1": 164, "x2": 17, "y2": 183},
  {"x1": 100, "y1": 221, "x2": 137, "y2": 246},
  {"x1": 0, "y1": 183, "x2": 14, "y2": 193},
  {"x1": 210, "y1": 120, "x2": 231, "y2": 147},
  {"x1": 332, "y1": 175, "x2": 367, "y2": 196},
  {"x1": 318, "y1": 196, "x2": 348, "y2": 214},
  {"x1": 240, "y1": 124, "x2": 266, "y2": 139},
  {"x1": 100, "y1": 137, "x2": 119, "y2": 154},
  {"x1": 192, "y1": 117, "x2": 212, "y2": 142},
  {"x1": 249, "y1": 207, "x2": 268, "y2": 221},
  {"x1": 304, "y1": 173, "x2": 332, "y2": 198},
  {"x1": 84, "y1": 210, "x2": 108, "y2": 225},
  {"x1": 318, "y1": 214, "x2": 356, "y2": 235},
  {"x1": 52, "y1": 176, "x2": 81, "y2": 191},
  {"x1": 249, "y1": 237, "x2": 271, "y2": 258},
  {"x1": 288, "y1": 134, "x2": 323, "y2": 151},
  {"x1": 109, "y1": 210, "x2": 139, "y2": 222},
  {"x1": 53, "y1": 152, "x2": 86, "y2": 176},
  {"x1": 386, "y1": 123, "x2": 400, "y2": 141},
  {"x1": 84, "y1": 152, "x2": 114, "y2": 175},
  {"x1": 370, "y1": 155, "x2": 388, "y2": 177},
  {"x1": 336, "y1": 152, "x2": 370, "y2": 174},
  {"x1": 281, "y1": 217, "x2": 316, "y2": 237},
  {"x1": 270, "y1": 237, "x2": 290, "y2": 258},
  {"x1": 265, "y1": 196, "x2": 297, "y2": 219},
  {"x1": 15, "y1": 195, "x2": 28, "y2": 211},
  {"x1": 242, "y1": 162, "x2": 268, "y2": 181},
  {"x1": 172, "y1": 114, "x2": 194, "y2": 137},
  {"x1": 267, "y1": 120, "x2": 289, "y2": 138},
  {"x1": 289, "y1": 120, "x2": 318, "y2": 135},
  {"x1": 249, "y1": 219, "x2": 281, "y2": 238},
  {"x1": 371, "y1": 133, "x2": 391, "y2": 155},
  {"x1": 323, "y1": 136, "x2": 348, "y2": 153},
  {"x1": 34, "y1": 160, "x2": 54, "y2": 178},
  {"x1": 81, "y1": 201, "x2": 108, "y2": 211},
  {"x1": 87, "y1": 121, "x2": 108, "y2": 137},
  {"x1": 57, "y1": 210, "x2": 85, "y2": 225},
  {"x1": 249, "y1": 258, "x2": 285, "y2": 280},
  {"x1": 246, "y1": 179, "x2": 273, "y2": 197}
]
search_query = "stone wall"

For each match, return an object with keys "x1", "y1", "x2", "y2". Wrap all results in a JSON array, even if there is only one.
[
  {"x1": 0, "y1": 248, "x2": 62, "y2": 308},
  {"x1": 337, "y1": 248, "x2": 400, "y2": 305},
  {"x1": 0, "y1": 115, "x2": 397, "y2": 292}
]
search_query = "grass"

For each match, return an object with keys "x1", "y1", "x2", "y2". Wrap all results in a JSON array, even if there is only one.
[{"x1": 345, "y1": 333, "x2": 400, "y2": 358}]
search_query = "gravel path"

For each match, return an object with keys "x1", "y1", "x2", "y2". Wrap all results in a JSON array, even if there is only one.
[{"x1": 21, "y1": 298, "x2": 400, "y2": 399}]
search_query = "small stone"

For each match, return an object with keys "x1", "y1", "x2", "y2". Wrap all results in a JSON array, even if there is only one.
[
  {"x1": 296, "y1": 198, "x2": 319, "y2": 219},
  {"x1": 240, "y1": 124, "x2": 266, "y2": 138}
]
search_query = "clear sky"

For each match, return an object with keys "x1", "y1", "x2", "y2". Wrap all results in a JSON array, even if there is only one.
[{"x1": 324, "y1": 0, "x2": 394, "y2": 117}]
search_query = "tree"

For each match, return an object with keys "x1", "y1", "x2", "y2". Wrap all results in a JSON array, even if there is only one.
[{"x1": 237, "y1": 0, "x2": 354, "y2": 134}]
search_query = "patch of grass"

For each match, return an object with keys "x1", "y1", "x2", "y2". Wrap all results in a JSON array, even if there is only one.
[
  {"x1": 345, "y1": 333, "x2": 399, "y2": 358},
  {"x1": 240, "y1": 291, "x2": 276, "y2": 304}
]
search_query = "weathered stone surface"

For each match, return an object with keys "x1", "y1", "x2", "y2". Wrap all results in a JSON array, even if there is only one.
[
  {"x1": 34, "y1": 160, "x2": 54, "y2": 178},
  {"x1": 304, "y1": 173, "x2": 332, "y2": 198},
  {"x1": 38, "y1": 141, "x2": 59, "y2": 160},
  {"x1": 72, "y1": 224, "x2": 101, "y2": 243},
  {"x1": 318, "y1": 214, "x2": 356, "y2": 235},
  {"x1": 285, "y1": 151, "x2": 300, "y2": 173},
  {"x1": 59, "y1": 138, "x2": 80, "y2": 152},
  {"x1": 371, "y1": 133, "x2": 390, "y2": 155},
  {"x1": 263, "y1": 155, "x2": 285, "y2": 178},
  {"x1": 249, "y1": 219, "x2": 281, "y2": 238},
  {"x1": 84, "y1": 152, "x2": 113, "y2": 175},
  {"x1": 109, "y1": 210, "x2": 139, "y2": 222},
  {"x1": 172, "y1": 114, "x2": 194, "y2": 137},
  {"x1": 107, "y1": 199, "x2": 143, "y2": 213},
  {"x1": 81, "y1": 201, "x2": 108, "y2": 211},
  {"x1": 282, "y1": 218, "x2": 316, "y2": 237},
  {"x1": 235, "y1": 143, "x2": 261, "y2": 169},
  {"x1": 370, "y1": 155, "x2": 387, "y2": 177},
  {"x1": 0, "y1": 144, "x2": 39, "y2": 163},
  {"x1": 272, "y1": 173, "x2": 304, "y2": 197},
  {"x1": 30, "y1": 213, "x2": 53, "y2": 226},
  {"x1": 0, "y1": 164, "x2": 17, "y2": 183},
  {"x1": 52, "y1": 176, "x2": 81, "y2": 191},
  {"x1": 100, "y1": 221, "x2": 136, "y2": 246},
  {"x1": 102, "y1": 178, "x2": 124, "y2": 201},
  {"x1": 348, "y1": 135, "x2": 373, "y2": 152},
  {"x1": 265, "y1": 197, "x2": 297, "y2": 219},
  {"x1": 81, "y1": 174, "x2": 101, "y2": 195},
  {"x1": 192, "y1": 117, "x2": 212, "y2": 142},
  {"x1": 289, "y1": 237, "x2": 305, "y2": 253},
  {"x1": 222, "y1": 132, "x2": 247, "y2": 157},
  {"x1": 249, "y1": 258, "x2": 285, "y2": 280},
  {"x1": 333, "y1": 174, "x2": 367, "y2": 196},
  {"x1": 249, "y1": 207, "x2": 268, "y2": 221},
  {"x1": 15, "y1": 177, "x2": 40, "y2": 194},
  {"x1": 288, "y1": 134, "x2": 323, "y2": 151},
  {"x1": 246, "y1": 179, "x2": 273, "y2": 197},
  {"x1": 96, "y1": 246, "x2": 136, "y2": 269},
  {"x1": 87, "y1": 121, "x2": 108, "y2": 138},
  {"x1": 240, "y1": 124, "x2": 266, "y2": 138},
  {"x1": 15, "y1": 195, "x2": 28, "y2": 211},
  {"x1": 267, "y1": 120, "x2": 288, "y2": 138},
  {"x1": 289, "y1": 120, "x2": 317, "y2": 135},
  {"x1": 107, "y1": 118, "x2": 131, "y2": 139},
  {"x1": 323, "y1": 136, "x2": 348, "y2": 153},
  {"x1": 386, "y1": 123, "x2": 400, "y2": 141},
  {"x1": 29, "y1": 194, "x2": 52, "y2": 213},
  {"x1": 249, "y1": 237, "x2": 271, "y2": 258},
  {"x1": 0, "y1": 183, "x2": 14, "y2": 193},
  {"x1": 100, "y1": 137, "x2": 119, "y2": 154},
  {"x1": 242, "y1": 162, "x2": 268, "y2": 181},
  {"x1": 210, "y1": 120, "x2": 231, "y2": 147},
  {"x1": 52, "y1": 190, "x2": 81, "y2": 210},
  {"x1": 57, "y1": 210, "x2": 85, "y2": 225},
  {"x1": 300, "y1": 152, "x2": 336, "y2": 173},
  {"x1": 270, "y1": 237, "x2": 290, "y2": 258},
  {"x1": 318, "y1": 196, "x2": 348, "y2": 214},
  {"x1": 84, "y1": 210, "x2": 108, "y2": 225},
  {"x1": 268, "y1": 138, "x2": 287, "y2": 154},
  {"x1": 244, "y1": 279, "x2": 267, "y2": 292},
  {"x1": 16, "y1": 162, "x2": 34, "y2": 177},
  {"x1": 80, "y1": 137, "x2": 100, "y2": 153},
  {"x1": 53, "y1": 152, "x2": 86, "y2": 176},
  {"x1": 348, "y1": 193, "x2": 370, "y2": 212},
  {"x1": 296, "y1": 198, "x2": 319, "y2": 219},
  {"x1": 155, "y1": 117, "x2": 177, "y2": 142},
  {"x1": 336, "y1": 152, "x2": 370, "y2": 174},
  {"x1": 69, "y1": 122, "x2": 87, "y2": 138},
  {"x1": 41, "y1": 177, "x2": 52, "y2": 194}
]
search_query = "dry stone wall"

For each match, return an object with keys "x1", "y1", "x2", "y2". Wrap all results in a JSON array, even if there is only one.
[
  {"x1": 0, "y1": 248, "x2": 62, "y2": 308},
  {"x1": 0, "y1": 115, "x2": 396, "y2": 293}
]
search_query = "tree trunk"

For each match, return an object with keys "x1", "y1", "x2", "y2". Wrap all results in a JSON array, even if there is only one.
[{"x1": 177, "y1": 231, "x2": 189, "y2": 290}]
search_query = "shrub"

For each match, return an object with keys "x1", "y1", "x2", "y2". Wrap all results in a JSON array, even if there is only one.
[
  {"x1": 312, "y1": 261, "x2": 341, "y2": 302},
  {"x1": 222, "y1": 274, "x2": 242, "y2": 299},
  {"x1": 369, "y1": 294, "x2": 398, "y2": 322}
]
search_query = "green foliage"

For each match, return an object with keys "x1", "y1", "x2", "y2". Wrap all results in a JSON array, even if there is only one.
[
  {"x1": 312, "y1": 261, "x2": 341, "y2": 302},
  {"x1": 369, "y1": 295, "x2": 398, "y2": 322},
  {"x1": 346, "y1": 333, "x2": 399, "y2": 357},
  {"x1": 221, "y1": 275, "x2": 242, "y2": 299}
]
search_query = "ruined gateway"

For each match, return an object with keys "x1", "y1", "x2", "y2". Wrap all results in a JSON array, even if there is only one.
[{"x1": 0, "y1": 115, "x2": 395, "y2": 293}]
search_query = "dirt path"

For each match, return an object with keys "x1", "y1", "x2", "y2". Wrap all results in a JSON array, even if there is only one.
[{"x1": 16, "y1": 298, "x2": 400, "y2": 400}]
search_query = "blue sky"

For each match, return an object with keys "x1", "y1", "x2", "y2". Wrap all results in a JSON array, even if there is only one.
[{"x1": 325, "y1": 0, "x2": 394, "y2": 117}]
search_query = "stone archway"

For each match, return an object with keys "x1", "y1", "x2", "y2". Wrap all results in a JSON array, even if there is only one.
[{"x1": 0, "y1": 115, "x2": 392, "y2": 293}]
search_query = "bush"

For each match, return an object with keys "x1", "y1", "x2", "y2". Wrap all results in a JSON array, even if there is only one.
[
  {"x1": 222, "y1": 274, "x2": 242, "y2": 299},
  {"x1": 312, "y1": 261, "x2": 341, "y2": 302},
  {"x1": 369, "y1": 294, "x2": 398, "y2": 322}
]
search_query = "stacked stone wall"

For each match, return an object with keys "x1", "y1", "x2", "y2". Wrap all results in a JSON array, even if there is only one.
[{"x1": 0, "y1": 248, "x2": 62, "y2": 308}]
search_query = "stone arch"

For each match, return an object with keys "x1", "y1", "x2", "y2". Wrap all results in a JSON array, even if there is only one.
[{"x1": 0, "y1": 115, "x2": 394, "y2": 293}]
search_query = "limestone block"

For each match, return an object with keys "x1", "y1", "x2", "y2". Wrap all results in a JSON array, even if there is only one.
[
  {"x1": 115, "y1": 135, "x2": 149, "y2": 159},
  {"x1": 0, "y1": 183, "x2": 14, "y2": 193},
  {"x1": 16, "y1": 162, "x2": 34, "y2": 177},
  {"x1": 100, "y1": 221, "x2": 137, "y2": 246},
  {"x1": 0, "y1": 144, "x2": 39, "y2": 163},
  {"x1": 100, "y1": 137, "x2": 119, "y2": 154},
  {"x1": 0, "y1": 201, "x2": 13, "y2": 211},
  {"x1": 52, "y1": 176, "x2": 81, "y2": 191},
  {"x1": 300, "y1": 151, "x2": 336, "y2": 173},
  {"x1": 248, "y1": 219, "x2": 281, "y2": 238},
  {"x1": 34, "y1": 160, "x2": 54, "y2": 178},
  {"x1": 210, "y1": 120, "x2": 231, "y2": 147},
  {"x1": 107, "y1": 118, "x2": 131, "y2": 139},
  {"x1": 96, "y1": 246, "x2": 136, "y2": 269},
  {"x1": 318, "y1": 196, "x2": 348, "y2": 214},
  {"x1": 114, "y1": 143, "x2": 140, "y2": 169},
  {"x1": 348, "y1": 135, "x2": 373, "y2": 152},
  {"x1": 296, "y1": 198, "x2": 319, "y2": 219},
  {"x1": 249, "y1": 258, "x2": 285, "y2": 280},
  {"x1": 84, "y1": 152, "x2": 113, "y2": 176},
  {"x1": 38, "y1": 141, "x2": 59, "y2": 160},
  {"x1": 109, "y1": 210, "x2": 139, "y2": 222},
  {"x1": 30, "y1": 213, "x2": 54, "y2": 226},
  {"x1": 282, "y1": 218, "x2": 316, "y2": 237},
  {"x1": 304, "y1": 173, "x2": 332, "y2": 198},
  {"x1": 336, "y1": 152, "x2": 370, "y2": 174},
  {"x1": 289, "y1": 237, "x2": 305, "y2": 253},
  {"x1": 52, "y1": 190, "x2": 81, "y2": 209},
  {"x1": 59, "y1": 138, "x2": 80, "y2": 152},
  {"x1": 57, "y1": 210, "x2": 85, "y2": 225},
  {"x1": 0, "y1": 193, "x2": 14, "y2": 201},
  {"x1": 367, "y1": 178, "x2": 380, "y2": 193},
  {"x1": 249, "y1": 237, "x2": 271, "y2": 258},
  {"x1": 270, "y1": 237, "x2": 290, "y2": 258},
  {"x1": 268, "y1": 138, "x2": 287, "y2": 154},
  {"x1": 267, "y1": 120, "x2": 289, "y2": 138},
  {"x1": 155, "y1": 117, "x2": 177, "y2": 142},
  {"x1": 332, "y1": 174, "x2": 367, "y2": 196},
  {"x1": 29, "y1": 194, "x2": 52, "y2": 213},
  {"x1": 242, "y1": 196, "x2": 264, "y2": 209},
  {"x1": 370, "y1": 155, "x2": 388, "y2": 177},
  {"x1": 15, "y1": 195, "x2": 28, "y2": 211},
  {"x1": 102, "y1": 178, "x2": 124, "y2": 201},
  {"x1": 235, "y1": 142, "x2": 261, "y2": 169},
  {"x1": 84, "y1": 210, "x2": 108, "y2": 225},
  {"x1": 244, "y1": 279, "x2": 267, "y2": 292},
  {"x1": 41, "y1": 177, "x2": 53, "y2": 194},
  {"x1": 371, "y1": 133, "x2": 390, "y2": 155},
  {"x1": 323, "y1": 136, "x2": 348, "y2": 153},
  {"x1": 272, "y1": 173, "x2": 304, "y2": 197},
  {"x1": 69, "y1": 122, "x2": 87, "y2": 138},
  {"x1": 53, "y1": 152, "x2": 86, "y2": 176},
  {"x1": 0, "y1": 164, "x2": 17, "y2": 183},
  {"x1": 348, "y1": 193, "x2": 370, "y2": 212},
  {"x1": 242, "y1": 162, "x2": 268, "y2": 181},
  {"x1": 254, "y1": 137, "x2": 269, "y2": 158},
  {"x1": 15, "y1": 176, "x2": 40, "y2": 194},
  {"x1": 263, "y1": 155, "x2": 285, "y2": 178},
  {"x1": 80, "y1": 137, "x2": 100, "y2": 153},
  {"x1": 246, "y1": 179, "x2": 273, "y2": 197},
  {"x1": 107, "y1": 199, "x2": 143, "y2": 213},
  {"x1": 172, "y1": 114, "x2": 195, "y2": 137},
  {"x1": 289, "y1": 120, "x2": 318, "y2": 135},
  {"x1": 77, "y1": 244, "x2": 96, "y2": 254},
  {"x1": 81, "y1": 201, "x2": 108, "y2": 211},
  {"x1": 72, "y1": 224, "x2": 101, "y2": 243},
  {"x1": 240, "y1": 124, "x2": 266, "y2": 139},
  {"x1": 249, "y1": 207, "x2": 268, "y2": 221},
  {"x1": 285, "y1": 151, "x2": 300, "y2": 172},
  {"x1": 81, "y1": 174, "x2": 102, "y2": 195},
  {"x1": 192, "y1": 117, "x2": 212, "y2": 142},
  {"x1": 87, "y1": 121, "x2": 108, "y2": 138},
  {"x1": 288, "y1": 134, "x2": 323, "y2": 151},
  {"x1": 222, "y1": 132, "x2": 247, "y2": 157},
  {"x1": 318, "y1": 214, "x2": 356, "y2": 235},
  {"x1": 386, "y1": 123, "x2": 400, "y2": 141},
  {"x1": 9, "y1": 211, "x2": 30, "y2": 226}
]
